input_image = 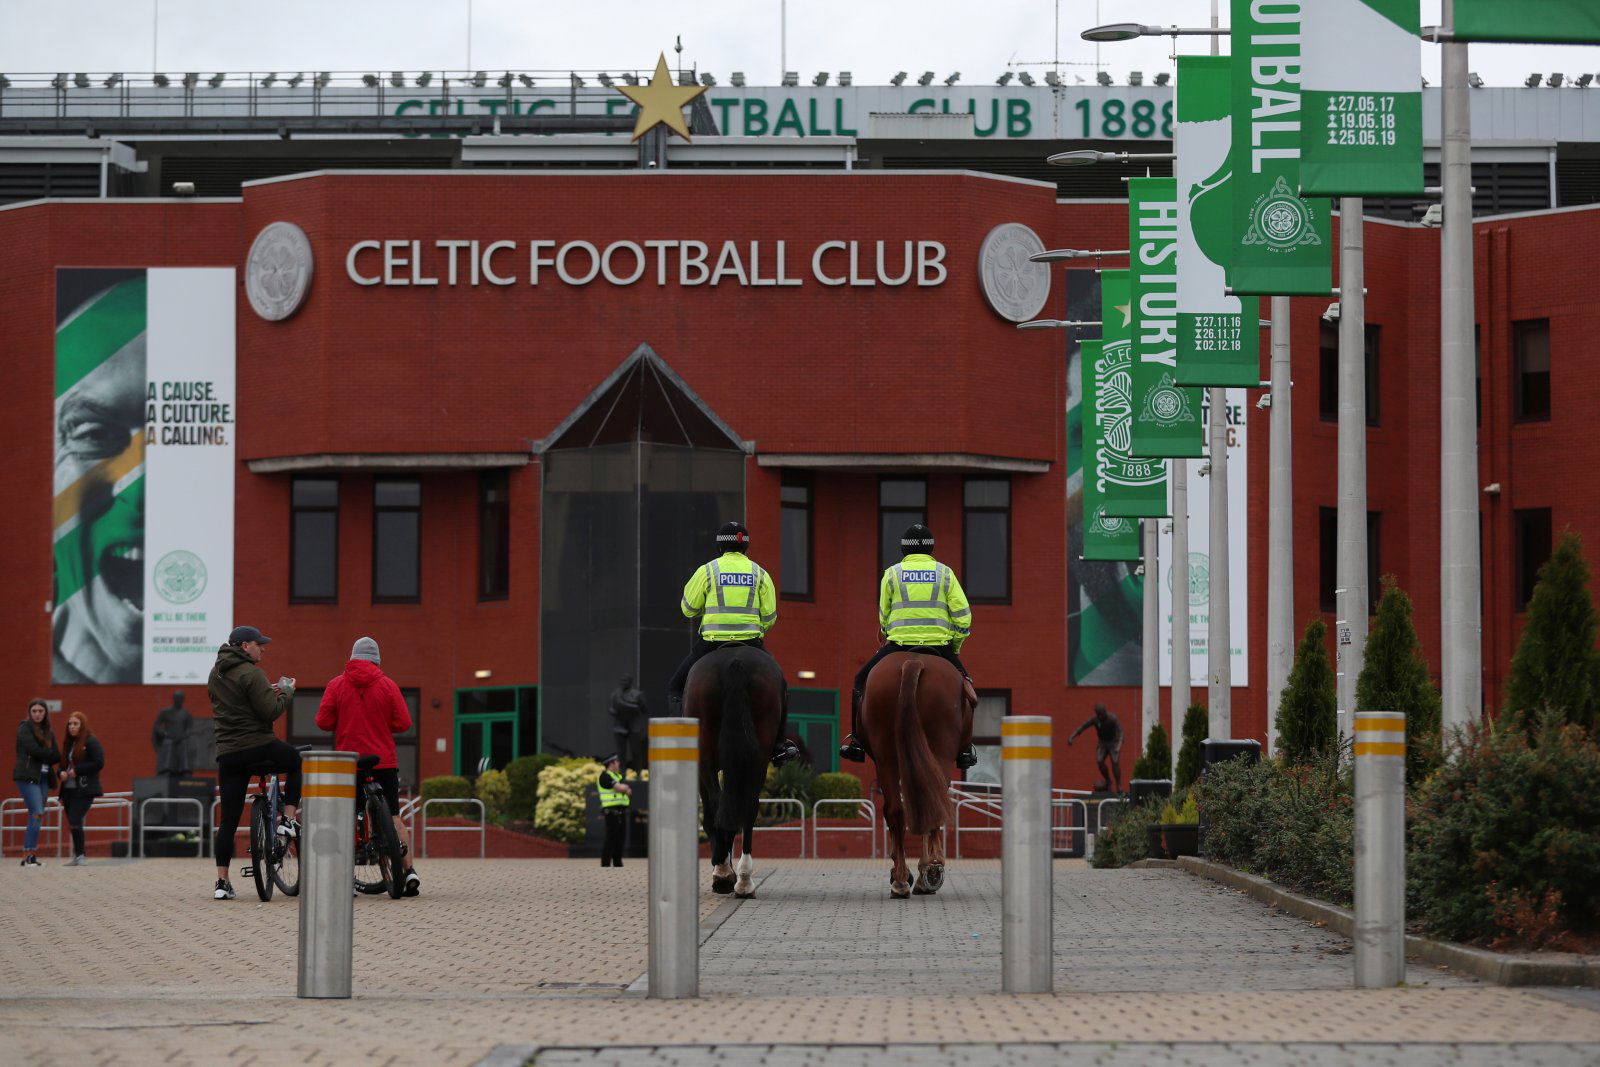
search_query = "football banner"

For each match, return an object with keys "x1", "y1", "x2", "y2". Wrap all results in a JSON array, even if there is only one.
[
  {"x1": 1129, "y1": 178, "x2": 1204, "y2": 459},
  {"x1": 1079, "y1": 340, "x2": 1150, "y2": 556},
  {"x1": 53, "y1": 268, "x2": 236, "y2": 684},
  {"x1": 1094, "y1": 270, "x2": 1169, "y2": 522},
  {"x1": 1176, "y1": 56, "x2": 1262, "y2": 387},
  {"x1": 1229, "y1": 0, "x2": 1334, "y2": 295},
  {"x1": 1302, "y1": 0, "x2": 1424, "y2": 196},
  {"x1": 1454, "y1": 0, "x2": 1600, "y2": 42}
]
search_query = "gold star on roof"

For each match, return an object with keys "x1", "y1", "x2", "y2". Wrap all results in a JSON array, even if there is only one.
[{"x1": 616, "y1": 54, "x2": 708, "y2": 142}]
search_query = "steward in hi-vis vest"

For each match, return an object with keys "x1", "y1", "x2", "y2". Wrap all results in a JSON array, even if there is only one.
[
  {"x1": 596, "y1": 754, "x2": 631, "y2": 868},
  {"x1": 840, "y1": 523, "x2": 978, "y2": 769},
  {"x1": 665, "y1": 521, "x2": 799, "y2": 766}
]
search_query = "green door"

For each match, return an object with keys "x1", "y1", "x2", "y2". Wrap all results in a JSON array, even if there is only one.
[
  {"x1": 454, "y1": 686, "x2": 538, "y2": 775},
  {"x1": 786, "y1": 687, "x2": 839, "y2": 773}
]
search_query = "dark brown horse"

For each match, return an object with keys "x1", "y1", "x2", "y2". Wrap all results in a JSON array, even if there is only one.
[
  {"x1": 861, "y1": 651, "x2": 971, "y2": 898},
  {"x1": 683, "y1": 644, "x2": 786, "y2": 897}
]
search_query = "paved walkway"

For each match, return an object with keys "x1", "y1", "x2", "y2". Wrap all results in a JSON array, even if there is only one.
[{"x1": 0, "y1": 857, "x2": 1595, "y2": 1066}]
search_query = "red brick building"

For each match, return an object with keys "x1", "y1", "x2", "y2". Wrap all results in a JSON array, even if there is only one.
[{"x1": 2, "y1": 170, "x2": 1596, "y2": 797}]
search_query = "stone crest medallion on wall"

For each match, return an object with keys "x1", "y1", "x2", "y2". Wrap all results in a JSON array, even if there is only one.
[
  {"x1": 245, "y1": 221, "x2": 314, "y2": 321},
  {"x1": 978, "y1": 222, "x2": 1051, "y2": 323}
]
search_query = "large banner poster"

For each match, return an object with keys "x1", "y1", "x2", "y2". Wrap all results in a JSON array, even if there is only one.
[
  {"x1": 1095, "y1": 270, "x2": 1167, "y2": 521},
  {"x1": 1158, "y1": 391, "x2": 1249, "y2": 688},
  {"x1": 53, "y1": 268, "x2": 235, "y2": 684},
  {"x1": 1129, "y1": 177, "x2": 1204, "y2": 460}
]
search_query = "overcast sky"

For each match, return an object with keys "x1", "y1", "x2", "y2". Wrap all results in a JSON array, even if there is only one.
[{"x1": 0, "y1": 1, "x2": 1594, "y2": 88}]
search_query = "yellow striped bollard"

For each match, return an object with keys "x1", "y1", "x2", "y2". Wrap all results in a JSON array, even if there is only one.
[
  {"x1": 1001, "y1": 715, "x2": 1052, "y2": 993},
  {"x1": 647, "y1": 718, "x2": 698, "y2": 998},
  {"x1": 297, "y1": 750, "x2": 356, "y2": 999},
  {"x1": 1353, "y1": 711, "x2": 1405, "y2": 988}
]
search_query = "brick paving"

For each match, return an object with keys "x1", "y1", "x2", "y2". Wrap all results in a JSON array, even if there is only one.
[{"x1": 0, "y1": 857, "x2": 1596, "y2": 1066}]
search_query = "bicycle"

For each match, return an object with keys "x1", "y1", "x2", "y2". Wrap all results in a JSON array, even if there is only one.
[
  {"x1": 352, "y1": 754, "x2": 407, "y2": 900},
  {"x1": 240, "y1": 744, "x2": 311, "y2": 902}
]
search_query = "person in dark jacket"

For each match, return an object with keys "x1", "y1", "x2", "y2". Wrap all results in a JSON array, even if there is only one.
[
  {"x1": 56, "y1": 710, "x2": 104, "y2": 866},
  {"x1": 13, "y1": 698, "x2": 61, "y2": 867},
  {"x1": 208, "y1": 624, "x2": 297, "y2": 901}
]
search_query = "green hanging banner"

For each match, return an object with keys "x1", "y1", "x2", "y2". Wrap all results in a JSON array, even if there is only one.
[
  {"x1": 1176, "y1": 55, "x2": 1261, "y2": 387},
  {"x1": 1301, "y1": 0, "x2": 1424, "y2": 196},
  {"x1": 1128, "y1": 178, "x2": 1204, "y2": 460},
  {"x1": 1229, "y1": 0, "x2": 1334, "y2": 295},
  {"x1": 1079, "y1": 339, "x2": 1151, "y2": 555},
  {"x1": 1087, "y1": 270, "x2": 1167, "y2": 523},
  {"x1": 1454, "y1": 0, "x2": 1600, "y2": 42}
]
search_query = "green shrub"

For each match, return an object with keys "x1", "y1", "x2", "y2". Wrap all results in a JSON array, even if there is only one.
[
  {"x1": 1410, "y1": 712, "x2": 1600, "y2": 944},
  {"x1": 505, "y1": 754, "x2": 558, "y2": 821},
  {"x1": 1194, "y1": 756, "x2": 1275, "y2": 871},
  {"x1": 1504, "y1": 531, "x2": 1600, "y2": 738},
  {"x1": 1175, "y1": 704, "x2": 1208, "y2": 790},
  {"x1": 1159, "y1": 793, "x2": 1199, "y2": 826},
  {"x1": 760, "y1": 761, "x2": 817, "y2": 824},
  {"x1": 1131, "y1": 723, "x2": 1172, "y2": 782},
  {"x1": 1355, "y1": 577, "x2": 1443, "y2": 784},
  {"x1": 1091, "y1": 796, "x2": 1162, "y2": 868},
  {"x1": 419, "y1": 775, "x2": 475, "y2": 819},
  {"x1": 475, "y1": 768, "x2": 510, "y2": 818},
  {"x1": 812, "y1": 771, "x2": 862, "y2": 802},
  {"x1": 534, "y1": 757, "x2": 603, "y2": 845},
  {"x1": 1276, "y1": 618, "x2": 1337, "y2": 766}
]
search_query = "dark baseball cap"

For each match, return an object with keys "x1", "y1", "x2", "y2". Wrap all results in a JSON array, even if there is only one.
[{"x1": 228, "y1": 625, "x2": 272, "y2": 645}]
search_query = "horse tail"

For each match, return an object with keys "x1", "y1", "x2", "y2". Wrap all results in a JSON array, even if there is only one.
[
  {"x1": 896, "y1": 657, "x2": 952, "y2": 835},
  {"x1": 715, "y1": 654, "x2": 762, "y2": 832}
]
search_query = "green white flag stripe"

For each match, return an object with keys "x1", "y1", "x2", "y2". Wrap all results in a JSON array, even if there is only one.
[
  {"x1": 1229, "y1": 0, "x2": 1334, "y2": 295},
  {"x1": 1301, "y1": 0, "x2": 1423, "y2": 196},
  {"x1": 1129, "y1": 178, "x2": 1204, "y2": 461},
  {"x1": 1176, "y1": 56, "x2": 1261, "y2": 387},
  {"x1": 55, "y1": 278, "x2": 148, "y2": 398},
  {"x1": 1080, "y1": 339, "x2": 1149, "y2": 558},
  {"x1": 1097, "y1": 269, "x2": 1169, "y2": 518},
  {"x1": 1454, "y1": 0, "x2": 1600, "y2": 42}
]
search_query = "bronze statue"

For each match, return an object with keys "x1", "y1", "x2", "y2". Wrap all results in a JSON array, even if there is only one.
[
  {"x1": 152, "y1": 690, "x2": 194, "y2": 776},
  {"x1": 608, "y1": 674, "x2": 649, "y2": 774},
  {"x1": 1068, "y1": 703, "x2": 1124, "y2": 793}
]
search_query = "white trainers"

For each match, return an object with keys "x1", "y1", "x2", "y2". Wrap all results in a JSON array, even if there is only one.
[
  {"x1": 64, "y1": 855, "x2": 88, "y2": 867},
  {"x1": 277, "y1": 817, "x2": 299, "y2": 840},
  {"x1": 213, "y1": 879, "x2": 235, "y2": 900}
]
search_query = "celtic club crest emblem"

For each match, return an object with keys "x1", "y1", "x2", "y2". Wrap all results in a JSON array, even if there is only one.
[
  {"x1": 246, "y1": 221, "x2": 314, "y2": 321},
  {"x1": 1242, "y1": 175, "x2": 1322, "y2": 252},
  {"x1": 977, "y1": 223, "x2": 1051, "y2": 322},
  {"x1": 154, "y1": 549, "x2": 207, "y2": 605},
  {"x1": 1093, "y1": 509, "x2": 1131, "y2": 536},
  {"x1": 1168, "y1": 551, "x2": 1209, "y2": 607},
  {"x1": 1095, "y1": 341, "x2": 1164, "y2": 492},
  {"x1": 1142, "y1": 372, "x2": 1196, "y2": 427}
]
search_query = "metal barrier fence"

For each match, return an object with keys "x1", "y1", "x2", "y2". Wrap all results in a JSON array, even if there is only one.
[
  {"x1": 419, "y1": 798, "x2": 485, "y2": 858},
  {"x1": 81, "y1": 796, "x2": 133, "y2": 856},
  {"x1": 754, "y1": 798, "x2": 806, "y2": 858},
  {"x1": 137, "y1": 796, "x2": 205, "y2": 858},
  {"x1": 1, "y1": 796, "x2": 63, "y2": 856},
  {"x1": 952, "y1": 796, "x2": 1001, "y2": 859},
  {"x1": 810, "y1": 798, "x2": 876, "y2": 858},
  {"x1": 4, "y1": 792, "x2": 134, "y2": 859},
  {"x1": 1052, "y1": 797, "x2": 1088, "y2": 855}
]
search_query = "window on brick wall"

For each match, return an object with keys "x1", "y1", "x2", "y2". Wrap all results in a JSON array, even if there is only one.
[
  {"x1": 290, "y1": 477, "x2": 338, "y2": 602},
  {"x1": 1319, "y1": 507, "x2": 1382, "y2": 613},
  {"x1": 780, "y1": 472, "x2": 813, "y2": 600},
  {"x1": 478, "y1": 470, "x2": 510, "y2": 601},
  {"x1": 963, "y1": 478, "x2": 1011, "y2": 603},
  {"x1": 373, "y1": 478, "x2": 421, "y2": 603},
  {"x1": 1318, "y1": 321, "x2": 1381, "y2": 425},
  {"x1": 1514, "y1": 508, "x2": 1553, "y2": 612},
  {"x1": 1513, "y1": 319, "x2": 1551, "y2": 422},
  {"x1": 879, "y1": 478, "x2": 927, "y2": 573}
]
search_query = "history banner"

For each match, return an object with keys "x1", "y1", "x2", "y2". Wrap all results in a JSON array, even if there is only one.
[
  {"x1": 52, "y1": 268, "x2": 236, "y2": 684},
  {"x1": 1095, "y1": 270, "x2": 1168, "y2": 521},
  {"x1": 1302, "y1": 0, "x2": 1424, "y2": 196},
  {"x1": 1454, "y1": 0, "x2": 1600, "y2": 42},
  {"x1": 1175, "y1": 56, "x2": 1261, "y2": 387},
  {"x1": 1128, "y1": 178, "x2": 1204, "y2": 459},
  {"x1": 1229, "y1": 0, "x2": 1334, "y2": 295}
]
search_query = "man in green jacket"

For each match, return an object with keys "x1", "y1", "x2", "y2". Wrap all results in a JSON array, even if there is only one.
[{"x1": 208, "y1": 625, "x2": 298, "y2": 900}]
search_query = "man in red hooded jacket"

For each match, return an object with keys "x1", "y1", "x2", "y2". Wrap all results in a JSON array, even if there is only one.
[{"x1": 317, "y1": 636, "x2": 420, "y2": 896}]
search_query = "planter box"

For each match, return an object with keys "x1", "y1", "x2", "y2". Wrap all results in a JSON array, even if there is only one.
[{"x1": 1148, "y1": 822, "x2": 1200, "y2": 859}]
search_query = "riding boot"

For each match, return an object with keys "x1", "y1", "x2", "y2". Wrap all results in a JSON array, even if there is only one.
[
  {"x1": 838, "y1": 688, "x2": 867, "y2": 763},
  {"x1": 770, "y1": 737, "x2": 801, "y2": 766},
  {"x1": 955, "y1": 744, "x2": 979, "y2": 771}
]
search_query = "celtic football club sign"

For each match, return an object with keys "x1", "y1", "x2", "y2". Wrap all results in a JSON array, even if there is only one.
[
  {"x1": 1175, "y1": 56, "x2": 1260, "y2": 387},
  {"x1": 1229, "y1": 0, "x2": 1333, "y2": 295},
  {"x1": 1095, "y1": 271, "x2": 1167, "y2": 521},
  {"x1": 1128, "y1": 178, "x2": 1203, "y2": 459},
  {"x1": 1081, "y1": 338, "x2": 1152, "y2": 560},
  {"x1": 1301, "y1": 0, "x2": 1423, "y2": 196}
]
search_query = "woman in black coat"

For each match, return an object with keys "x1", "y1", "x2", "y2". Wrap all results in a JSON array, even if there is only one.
[
  {"x1": 57, "y1": 711, "x2": 104, "y2": 866},
  {"x1": 13, "y1": 699, "x2": 60, "y2": 866}
]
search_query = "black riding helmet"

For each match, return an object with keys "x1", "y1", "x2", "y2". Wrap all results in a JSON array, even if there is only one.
[
  {"x1": 715, "y1": 520, "x2": 751, "y2": 554},
  {"x1": 900, "y1": 523, "x2": 935, "y2": 556}
]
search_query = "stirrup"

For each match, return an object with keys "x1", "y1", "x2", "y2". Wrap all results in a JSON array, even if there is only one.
[
  {"x1": 771, "y1": 739, "x2": 800, "y2": 766},
  {"x1": 955, "y1": 744, "x2": 978, "y2": 771},
  {"x1": 839, "y1": 736, "x2": 867, "y2": 763}
]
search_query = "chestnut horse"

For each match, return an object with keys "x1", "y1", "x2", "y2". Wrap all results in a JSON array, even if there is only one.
[
  {"x1": 683, "y1": 644, "x2": 786, "y2": 897},
  {"x1": 861, "y1": 651, "x2": 971, "y2": 898}
]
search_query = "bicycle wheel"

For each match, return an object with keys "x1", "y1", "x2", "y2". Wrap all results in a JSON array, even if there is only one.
[
  {"x1": 271, "y1": 814, "x2": 300, "y2": 897},
  {"x1": 352, "y1": 802, "x2": 388, "y2": 896},
  {"x1": 368, "y1": 793, "x2": 407, "y2": 900},
  {"x1": 249, "y1": 797, "x2": 274, "y2": 902}
]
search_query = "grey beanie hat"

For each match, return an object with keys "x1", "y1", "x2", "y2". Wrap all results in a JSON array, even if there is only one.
[{"x1": 350, "y1": 636, "x2": 381, "y2": 664}]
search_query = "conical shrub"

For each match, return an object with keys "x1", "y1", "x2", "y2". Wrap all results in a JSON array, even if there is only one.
[
  {"x1": 1275, "y1": 618, "x2": 1337, "y2": 765},
  {"x1": 1505, "y1": 531, "x2": 1600, "y2": 738},
  {"x1": 1355, "y1": 576, "x2": 1443, "y2": 783},
  {"x1": 1175, "y1": 703, "x2": 1208, "y2": 790}
]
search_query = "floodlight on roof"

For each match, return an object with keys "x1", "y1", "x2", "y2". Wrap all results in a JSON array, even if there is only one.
[
  {"x1": 890, "y1": 71, "x2": 907, "y2": 86},
  {"x1": 944, "y1": 72, "x2": 961, "y2": 85},
  {"x1": 519, "y1": 73, "x2": 535, "y2": 88},
  {"x1": 1526, "y1": 73, "x2": 1542, "y2": 87},
  {"x1": 0, "y1": 74, "x2": 9, "y2": 90},
  {"x1": 51, "y1": 74, "x2": 67, "y2": 90},
  {"x1": 498, "y1": 73, "x2": 514, "y2": 88},
  {"x1": 572, "y1": 73, "x2": 586, "y2": 87},
  {"x1": 1045, "y1": 71, "x2": 1061, "y2": 86},
  {"x1": 414, "y1": 71, "x2": 431, "y2": 87},
  {"x1": 1468, "y1": 72, "x2": 1484, "y2": 87},
  {"x1": 260, "y1": 73, "x2": 277, "y2": 88},
  {"x1": 1096, "y1": 71, "x2": 1113, "y2": 87},
  {"x1": 811, "y1": 72, "x2": 826, "y2": 86},
  {"x1": 782, "y1": 70, "x2": 799, "y2": 86},
  {"x1": 1549, "y1": 72, "x2": 1565, "y2": 87},
  {"x1": 153, "y1": 73, "x2": 170, "y2": 88},
  {"x1": 838, "y1": 71, "x2": 852, "y2": 86},
  {"x1": 315, "y1": 72, "x2": 331, "y2": 89},
  {"x1": 208, "y1": 73, "x2": 226, "y2": 88},
  {"x1": 1578, "y1": 74, "x2": 1595, "y2": 88},
  {"x1": 74, "y1": 73, "x2": 90, "y2": 88},
  {"x1": 598, "y1": 72, "x2": 614, "y2": 87},
  {"x1": 103, "y1": 73, "x2": 123, "y2": 88},
  {"x1": 1018, "y1": 72, "x2": 1035, "y2": 86},
  {"x1": 996, "y1": 72, "x2": 1014, "y2": 86},
  {"x1": 471, "y1": 71, "x2": 487, "y2": 87},
  {"x1": 362, "y1": 74, "x2": 379, "y2": 88},
  {"x1": 287, "y1": 73, "x2": 304, "y2": 88},
  {"x1": 917, "y1": 71, "x2": 935, "y2": 86},
  {"x1": 1155, "y1": 72, "x2": 1170, "y2": 86},
  {"x1": 621, "y1": 71, "x2": 638, "y2": 85},
  {"x1": 1128, "y1": 71, "x2": 1143, "y2": 86},
  {"x1": 701, "y1": 72, "x2": 717, "y2": 86},
  {"x1": 730, "y1": 71, "x2": 745, "y2": 87},
  {"x1": 389, "y1": 72, "x2": 404, "y2": 88},
  {"x1": 181, "y1": 72, "x2": 198, "y2": 89}
]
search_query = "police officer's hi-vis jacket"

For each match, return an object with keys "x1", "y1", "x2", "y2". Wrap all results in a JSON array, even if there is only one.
[
  {"x1": 878, "y1": 553, "x2": 971, "y2": 651},
  {"x1": 680, "y1": 551, "x2": 777, "y2": 642}
]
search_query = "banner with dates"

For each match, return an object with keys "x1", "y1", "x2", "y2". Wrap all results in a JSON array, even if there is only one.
[{"x1": 1302, "y1": 0, "x2": 1424, "y2": 196}]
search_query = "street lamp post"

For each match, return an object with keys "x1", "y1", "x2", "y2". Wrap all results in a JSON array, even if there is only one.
[{"x1": 1336, "y1": 202, "x2": 1370, "y2": 745}]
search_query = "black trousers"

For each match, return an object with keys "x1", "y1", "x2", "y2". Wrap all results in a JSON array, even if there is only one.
[
  {"x1": 213, "y1": 739, "x2": 303, "y2": 868},
  {"x1": 63, "y1": 791, "x2": 94, "y2": 856},
  {"x1": 850, "y1": 643, "x2": 969, "y2": 734},
  {"x1": 666, "y1": 636, "x2": 767, "y2": 707},
  {"x1": 601, "y1": 809, "x2": 627, "y2": 866}
]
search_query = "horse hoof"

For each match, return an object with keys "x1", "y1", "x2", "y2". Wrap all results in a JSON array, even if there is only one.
[
  {"x1": 890, "y1": 883, "x2": 911, "y2": 899},
  {"x1": 912, "y1": 880, "x2": 935, "y2": 895},
  {"x1": 735, "y1": 887, "x2": 755, "y2": 899},
  {"x1": 924, "y1": 865, "x2": 945, "y2": 891},
  {"x1": 711, "y1": 875, "x2": 736, "y2": 895}
]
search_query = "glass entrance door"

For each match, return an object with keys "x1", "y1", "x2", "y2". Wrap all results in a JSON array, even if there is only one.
[{"x1": 453, "y1": 686, "x2": 537, "y2": 775}]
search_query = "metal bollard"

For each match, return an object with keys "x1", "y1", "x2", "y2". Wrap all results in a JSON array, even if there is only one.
[
  {"x1": 297, "y1": 750, "x2": 356, "y2": 999},
  {"x1": 1353, "y1": 711, "x2": 1406, "y2": 988},
  {"x1": 1001, "y1": 715, "x2": 1052, "y2": 993},
  {"x1": 647, "y1": 718, "x2": 699, "y2": 998}
]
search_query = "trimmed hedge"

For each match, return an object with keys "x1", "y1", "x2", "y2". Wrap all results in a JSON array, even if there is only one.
[
  {"x1": 475, "y1": 768, "x2": 510, "y2": 818},
  {"x1": 419, "y1": 775, "x2": 476, "y2": 819},
  {"x1": 505, "y1": 754, "x2": 558, "y2": 821},
  {"x1": 535, "y1": 758, "x2": 604, "y2": 844},
  {"x1": 813, "y1": 771, "x2": 862, "y2": 802}
]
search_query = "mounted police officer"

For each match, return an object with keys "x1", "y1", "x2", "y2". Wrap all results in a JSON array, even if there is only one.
[
  {"x1": 666, "y1": 521, "x2": 800, "y2": 766},
  {"x1": 840, "y1": 523, "x2": 978, "y2": 769}
]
